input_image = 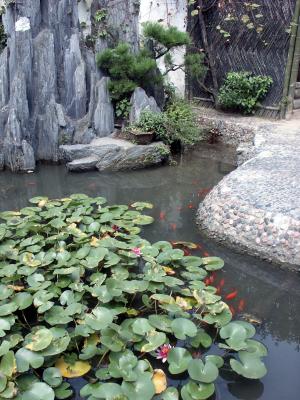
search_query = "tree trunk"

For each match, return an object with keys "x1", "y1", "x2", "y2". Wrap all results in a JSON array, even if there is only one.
[{"x1": 198, "y1": 0, "x2": 219, "y2": 107}]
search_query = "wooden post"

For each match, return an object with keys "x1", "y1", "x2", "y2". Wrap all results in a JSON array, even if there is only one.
[{"x1": 281, "y1": 0, "x2": 300, "y2": 118}]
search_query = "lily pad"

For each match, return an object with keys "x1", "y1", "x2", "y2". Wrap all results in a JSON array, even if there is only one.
[
  {"x1": 171, "y1": 318, "x2": 197, "y2": 340},
  {"x1": 167, "y1": 348, "x2": 192, "y2": 374},
  {"x1": 188, "y1": 359, "x2": 219, "y2": 383}
]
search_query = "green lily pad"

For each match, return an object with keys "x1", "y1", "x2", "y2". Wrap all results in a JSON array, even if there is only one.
[
  {"x1": 181, "y1": 381, "x2": 215, "y2": 400},
  {"x1": 21, "y1": 382, "x2": 55, "y2": 400},
  {"x1": 230, "y1": 351, "x2": 267, "y2": 379},
  {"x1": 171, "y1": 318, "x2": 197, "y2": 340},
  {"x1": 139, "y1": 331, "x2": 166, "y2": 352},
  {"x1": 167, "y1": 348, "x2": 192, "y2": 374},
  {"x1": 15, "y1": 348, "x2": 44, "y2": 373},
  {"x1": 132, "y1": 318, "x2": 153, "y2": 335},
  {"x1": 220, "y1": 321, "x2": 256, "y2": 351},
  {"x1": 0, "y1": 351, "x2": 16, "y2": 377},
  {"x1": 188, "y1": 359, "x2": 219, "y2": 383},
  {"x1": 122, "y1": 375, "x2": 155, "y2": 400},
  {"x1": 25, "y1": 328, "x2": 53, "y2": 351},
  {"x1": 43, "y1": 368, "x2": 62, "y2": 388},
  {"x1": 91, "y1": 383, "x2": 125, "y2": 400},
  {"x1": 202, "y1": 257, "x2": 224, "y2": 271},
  {"x1": 54, "y1": 382, "x2": 73, "y2": 399},
  {"x1": 85, "y1": 307, "x2": 115, "y2": 330}
]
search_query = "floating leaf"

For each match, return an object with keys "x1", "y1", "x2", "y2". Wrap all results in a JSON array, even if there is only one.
[
  {"x1": 202, "y1": 257, "x2": 224, "y2": 271},
  {"x1": 230, "y1": 352, "x2": 267, "y2": 379},
  {"x1": 25, "y1": 329, "x2": 53, "y2": 351},
  {"x1": 85, "y1": 307, "x2": 115, "y2": 330},
  {"x1": 15, "y1": 348, "x2": 44, "y2": 373},
  {"x1": 0, "y1": 351, "x2": 16, "y2": 377},
  {"x1": 43, "y1": 367, "x2": 63, "y2": 388},
  {"x1": 171, "y1": 318, "x2": 197, "y2": 340},
  {"x1": 181, "y1": 381, "x2": 215, "y2": 400},
  {"x1": 21, "y1": 382, "x2": 55, "y2": 400},
  {"x1": 188, "y1": 359, "x2": 219, "y2": 383},
  {"x1": 140, "y1": 331, "x2": 166, "y2": 352},
  {"x1": 152, "y1": 369, "x2": 167, "y2": 394},
  {"x1": 167, "y1": 348, "x2": 192, "y2": 374},
  {"x1": 55, "y1": 358, "x2": 91, "y2": 378}
]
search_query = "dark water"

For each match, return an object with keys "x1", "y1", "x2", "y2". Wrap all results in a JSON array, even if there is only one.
[{"x1": 0, "y1": 145, "x2": 299, "y2": 400}]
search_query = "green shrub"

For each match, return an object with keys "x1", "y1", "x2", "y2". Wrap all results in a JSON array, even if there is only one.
[
  {"x1": 134, "y1": 99, "x2": 201, "y2": 146},
  {"x1": 166, "y1": 99, "x2": 201, "y2": 145},
  {"x1": 115, "y1": 99, "x2": 131, "y2": 119},
  {"x1": 218, "y1": 71, "x2": 273, "y2": 114},
  {"x1": 142, "y1": 22, "x2": 191, "y2": 58},
  {"x1": 96, "y1": 43, "x2": 157, "y2": 101}
]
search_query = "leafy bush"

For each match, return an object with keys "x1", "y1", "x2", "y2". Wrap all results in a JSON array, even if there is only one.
[
  {"x1": 218, "y1": 71, "x2": 273, "y2": 114},
  {"x1": 0, "y1": 195, "x2": 268, "y2": 400},
  {"x1": 134, "y1": 99, "x2": 201, "y2": 146},
  {"x1": 134, "y1": 111, "x2": 169, "y2": 139},
  {"x1": 115, "y1": 99, "x2": 131, "y2": 119}
]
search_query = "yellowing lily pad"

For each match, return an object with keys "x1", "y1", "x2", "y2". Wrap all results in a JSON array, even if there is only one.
[
  {"x1": 55, "y1": 358, "x2": 91, "y2": 378},
  {"x1": 152, "y1": 369, "x2": 167, "y2": 394}
]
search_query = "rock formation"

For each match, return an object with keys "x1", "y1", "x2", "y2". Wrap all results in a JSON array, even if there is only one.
[{"x1": 0, "y1": 0, "x2": 142, "y2": 172}]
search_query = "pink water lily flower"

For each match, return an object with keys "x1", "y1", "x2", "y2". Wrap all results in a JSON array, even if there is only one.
[
  {"x1": 156, "y1": 344, "x2": 173, "y2": 363},
  {"x1": 132, "y1": 247, "x2": 142, "y2": 257}
]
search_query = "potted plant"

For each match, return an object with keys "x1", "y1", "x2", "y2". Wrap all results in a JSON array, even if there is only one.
[{"x1": 127, "y1": 127, "x2": 155, "y2": 145}]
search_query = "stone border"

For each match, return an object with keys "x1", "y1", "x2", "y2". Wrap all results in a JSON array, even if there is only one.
[{"x1": 195, "y1": 107, "x2": 300, "y2": 270}]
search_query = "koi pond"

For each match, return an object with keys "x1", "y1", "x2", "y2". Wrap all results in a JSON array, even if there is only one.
[{"x1": 0, "y1": 145, "x2": 299, "y2": 400}]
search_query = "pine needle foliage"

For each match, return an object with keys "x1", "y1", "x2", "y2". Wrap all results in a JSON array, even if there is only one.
[{"x1": 96, "y1": 43, "x2": 157, "y2": 101}]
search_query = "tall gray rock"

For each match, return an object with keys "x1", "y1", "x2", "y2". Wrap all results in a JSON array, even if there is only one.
[
  {"x1": 129, "y1": 87, "x2": 161, "y2": 124},
  {"x1": 0, "y1": 0, "x2": 140, "y2": 171},
  {"x1": 93, "y1": 77, "x2": 114, "y2": 137}
]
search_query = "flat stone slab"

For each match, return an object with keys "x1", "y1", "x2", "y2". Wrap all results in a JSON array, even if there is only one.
[
  {"x1": 67, "y1": 156, "x2": 98, "y2": 172},
  {"x1": 197, "y1": 149, "x2": 300, "y2": 269},
  {"x1": 60, "y1": 138, "x2": 170, "y2": 172}
]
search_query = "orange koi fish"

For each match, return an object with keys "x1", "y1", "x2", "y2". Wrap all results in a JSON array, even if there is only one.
[
  {"x1": 238, "y1": 299, "x2": 245, "y2": 312},
  {"x1": 226, "y1": 290, "x2": 238, "y2": 300},
  {"x1": 187, "y1": 203, "x2": 195, "y2": 209},
  {"x1": 219, "y1": 278, "x2": 225, "y2": 287},
  {"x1": 170, "y1": 223, "x2": 177, "y2": 231},
  {"x1": 159, "y1": 211, "x2": 166, "y2": 221},
  {"x1": 229, "y1": 305, "x2": 236, "y2": 316},
  {"x1": 203, "y1": 251, "x2": 210, "y2": 257},
  {"x1": 183, "y1": 248, "x2": 191, "y2": 256}
]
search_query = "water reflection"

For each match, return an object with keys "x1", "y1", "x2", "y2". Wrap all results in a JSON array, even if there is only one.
[{"x1": 0, "y1": 144, "x2": 299, "y2": 400}]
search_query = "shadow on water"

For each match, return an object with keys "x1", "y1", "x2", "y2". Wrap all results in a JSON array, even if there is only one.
[{"x1": 0, "y1": 144, "x2": 299, "y2": 400}]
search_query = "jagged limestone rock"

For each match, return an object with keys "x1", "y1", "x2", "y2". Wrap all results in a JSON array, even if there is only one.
[
  {"x1": 0, "y1": 48, "x2": 9, "y2": 108},
  {"x1": 3, "y1": 109, "x2": 35, "y2": 172},
  {"x1": 61, "y1": 138, "x2": 170, "y2": 173},
  {"x1": 93, "y1": 77, "x2": 114, "y2": 137},
  {"x1": 0, "y1": 0, "x2": 140, "y2": 171},
  {"x1": 129, "y1": 87, "x2": 161, "y2": 124}
]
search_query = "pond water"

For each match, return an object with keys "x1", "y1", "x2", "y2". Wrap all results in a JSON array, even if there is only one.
[{"x1": 0, "y1": 144, "x2": 299, "y2": 400}]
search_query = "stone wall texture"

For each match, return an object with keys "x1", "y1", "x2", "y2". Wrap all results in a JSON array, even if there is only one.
[{"x1": 196, "y1": 110, "x2": 300, "y2": 270}]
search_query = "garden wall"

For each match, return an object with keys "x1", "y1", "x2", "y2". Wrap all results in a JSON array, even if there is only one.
[
  {"x1": 188, "y1": 0, "x2": 298, "y2": 118},
  {"x1": 139, "y1": 0, "x2": 187, "y2": 95}
]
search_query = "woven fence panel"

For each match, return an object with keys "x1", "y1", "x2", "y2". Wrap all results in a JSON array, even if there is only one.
[{"x1": 188, "y1": 0, "x2": 298, "y2": 111}]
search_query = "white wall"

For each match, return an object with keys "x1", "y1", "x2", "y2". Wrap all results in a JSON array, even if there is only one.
[{"x1": 139, "y1": 0, "x2": 187, "y2": 95}]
